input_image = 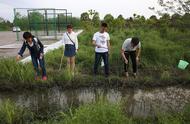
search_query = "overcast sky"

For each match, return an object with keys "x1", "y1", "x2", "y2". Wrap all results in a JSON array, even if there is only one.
[{"x1": 0, "y1": 0, "x2": 160, "y2": 22}]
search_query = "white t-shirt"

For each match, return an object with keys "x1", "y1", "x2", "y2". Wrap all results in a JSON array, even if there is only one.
[
  {"x1": 92, "y1": 32, "x2": 110, "y2": 53},
  {"x1": 122, "y1": 38, "x2": 141, "y2": 51},
  {"x1": 62, "y1": 31, "x2": 78, "y2": 50}
]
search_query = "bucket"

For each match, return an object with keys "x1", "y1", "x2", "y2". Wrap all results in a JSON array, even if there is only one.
[{"x1": 178, "y1": 60, "x2": 189, "y2": 70}]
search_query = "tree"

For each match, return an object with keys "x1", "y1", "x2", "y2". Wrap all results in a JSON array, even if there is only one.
[
  {"x1": 114, "y1": 15, "x2": 126, "y2": 29},
  {"x1": 80, "y1": 12, "x2": 90, "y2": 22},
  {"x1": 171, "y1": 13, "x2": 182, "y2": 28},
  {"x1": 29, "y1": 12, "x2": 44, "y2": 30},
  {"x1": 13, "y1": 12, "x2": 29, "y2": 30},
  {"x1": 0, "y1": 17, "x2": 12, "y2": 31},
  {"x1": 146, "y1": 15, "x2": 159, "y2": 27},
  {"x1": 181, "y1": 13, "x2": 190, "y2": 29},
  {"x1": 80, "y1": 12, "x2": 93, "y2": 30},
  {"x1": 104, "y1": 14, "x2": 114, "y2": 26},
  {"x1": 92, "y1": 12, "x2": 100, "y2": 27},
  {"x1": 155, "y1": 0, "x2": 190, "y2": 15}
]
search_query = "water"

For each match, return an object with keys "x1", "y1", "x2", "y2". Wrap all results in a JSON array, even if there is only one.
[{"x1": 0, "y1": 86, "x2": 190, "y2": 118}]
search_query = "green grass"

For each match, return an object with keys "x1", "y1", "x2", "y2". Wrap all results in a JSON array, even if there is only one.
[
  {"x1": 0, "y1": 99, "x2": 190, "y2": 124},
  {"x1": 0, "y1": 28, "x2": 190, "y2": 90},
  {"x1": 0, "y1": 99, "x2": 33, "y2": 124}
]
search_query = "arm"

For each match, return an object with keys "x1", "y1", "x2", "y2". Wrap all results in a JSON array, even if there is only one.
[
  {"x1": 92, "y1": 33, "x2": 101, "y2": 48},
  {"x1": 108, "y1": 40, "x2": 111, "y2": 50},
  {"x1": 107, "y1": 34, "x2": 111, "y2": 50},
  {"x1": 121, "y1": 41, "x2": 128, "y2": 64},
  {"x1": 136, "y1": 48, "x2": 141, "y2": 58},
  {"x1": 62, "y1": 34, "x2": 65, "y2": 45},
  {"x1": 17, "y1": 42, "x2": 26, "y2": 61},
  {"x1": 75, "y1": 35, "x2": 79, "y2": 50},
  {"x1": 136, "y1": 42, "x2": 141, "y2": 61},
  {"x1": 18, "y1": 42, "x2": 26, "y2": 57},
  {"x1": 121, "y1": 49, "x2": 127, "y2": 61}
]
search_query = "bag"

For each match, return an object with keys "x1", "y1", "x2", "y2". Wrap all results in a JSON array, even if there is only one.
[
  {"x1": 33, "y1": 38, "x2": 41, "y2": 52},
  {"x1": 66, "y1": 33, "x2": 76, "y2": 50},
  {"x1": 178, "y1": 60, "x2": 189, "y2": 70},
  {"x1": 25, "y1": 37, "x2": 40, "y2": 52}
]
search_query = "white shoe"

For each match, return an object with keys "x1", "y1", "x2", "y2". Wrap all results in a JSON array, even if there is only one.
[
  {"x1": 125, "y1": 72, "x2": 129, "y2": 78},
  {"x1": 133, "y1": 73, "x2": 137, "y2": 78}
]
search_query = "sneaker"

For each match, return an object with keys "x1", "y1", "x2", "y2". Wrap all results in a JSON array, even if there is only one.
[
  {"x1": 71, "y1": 72, "x2": 75, "y2": 76},
  {"x1": 35, "y1": 76, "x2": 40, "y2": 81},
  {"x1": 42, "y1": 76, "x2": 47, "y2": 81},
  {"x1": 133, "y1": 73, "x2": 137, "y2": 78},
  {"x1": 105, "y1": 74, "x2": 109, "y2": 78},
  {"x1": 125, "y1": 72, "x2": 129, "y2": 78}
]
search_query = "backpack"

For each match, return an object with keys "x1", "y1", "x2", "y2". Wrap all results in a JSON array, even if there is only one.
[{"x1": 25, "y1": 37, "x2": 40, "y2": 52}]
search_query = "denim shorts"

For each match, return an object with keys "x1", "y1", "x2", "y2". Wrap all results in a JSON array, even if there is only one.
[{"x1": 64, "y1": 44, "x2": 76, "y2": 57}]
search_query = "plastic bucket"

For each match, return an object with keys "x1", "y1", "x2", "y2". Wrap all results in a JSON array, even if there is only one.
[{"x1": 178, "y1": 60, "x2": 189, "y2": 70}]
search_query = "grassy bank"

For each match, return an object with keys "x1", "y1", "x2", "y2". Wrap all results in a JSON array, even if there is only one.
[
  {"x1": 0, "y1": 28, "x2": 190, "y2": 91},
  {"x1": 0, "y1": 99, "x2": 190, "y2": 124}
]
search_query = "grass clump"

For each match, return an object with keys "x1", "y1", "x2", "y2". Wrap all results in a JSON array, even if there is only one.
[
  {"x1": 0, "y1": 99, "x2": 33, "y2": 124},
  {"x1": 63, "y1": 100, "x2": 129, "y2": 124}
]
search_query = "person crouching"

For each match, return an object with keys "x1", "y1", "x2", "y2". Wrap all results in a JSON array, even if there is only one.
[{"x1": 16, "y1": 32, "x2": 47, "y2": 81}]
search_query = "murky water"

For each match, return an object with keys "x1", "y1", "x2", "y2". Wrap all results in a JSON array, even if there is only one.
[{"x1": 0, "y1": 86, "x2": 190, "y2": 118}]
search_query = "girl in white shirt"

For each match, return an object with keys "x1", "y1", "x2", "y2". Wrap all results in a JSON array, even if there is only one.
[{"x1": 62, "y1": 24, "x2": 78, "y2": 75}]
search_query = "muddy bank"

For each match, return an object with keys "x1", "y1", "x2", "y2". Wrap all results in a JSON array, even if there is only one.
[{"x1": 0, "y1": 74, "x2": 190, "y2": 92}]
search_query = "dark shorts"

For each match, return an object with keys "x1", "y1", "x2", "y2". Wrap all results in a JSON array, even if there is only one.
[{"x1": 64, "y1": 44, "x2": 76, "y2": 57}]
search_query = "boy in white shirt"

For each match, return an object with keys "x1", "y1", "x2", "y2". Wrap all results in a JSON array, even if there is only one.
[
  {"x1": 121, "y1": 37, "x2": 141, "y2": 78},
  {"x1": 92, "y1": 23, "x2": 111, "y2": 77}
]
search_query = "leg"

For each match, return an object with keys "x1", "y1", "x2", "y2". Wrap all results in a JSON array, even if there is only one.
[
  {"x1": 130, "y1": 51, "x2": 137, "y2": 74},
  {"x1": 70, "y1": 56, "x2": 75, "y2": 74},
  {"x1": 94, "y1": 53, "x2": 101, "y2": 75},
  {"x1": 102, "y1": 52, "x2": 109, "y2": 76},
  {"x1": 39, "y1": 57, "x2": 47, "y2": 77},
  {"x1": 31, "y1": 56, "x2": 40, "y2": 77},
  {"x1": 66, "y1": 57, "x2": 71, "y2": 70},
  {"x1": 124, "y1": 52, "x2": 130, "y2": 73}
]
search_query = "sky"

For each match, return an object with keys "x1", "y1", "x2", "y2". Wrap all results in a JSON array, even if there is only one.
[{"x1": 0, "y1": 0, "x2": 160, "y2": 22}]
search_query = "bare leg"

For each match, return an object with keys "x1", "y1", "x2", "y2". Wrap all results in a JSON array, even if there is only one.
[
  {"x1": 70, "y1": 56, "x2": 75, "y2": 75},
  {"x1": 67, "y1": 57, "x2": 71, "y2": 70}
]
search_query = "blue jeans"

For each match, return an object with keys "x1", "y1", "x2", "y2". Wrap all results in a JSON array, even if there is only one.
[
  {"x1": 31, "y1": 56, "x2": 47, "y2": 77},
  {"x1": 94, "y1": 52, "x2": 109, "y2": 75}
]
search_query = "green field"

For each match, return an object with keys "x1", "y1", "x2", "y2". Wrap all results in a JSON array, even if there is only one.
[
  {"x1": 0, "y1": 99, "x2": 190, "y2": 124},
  {"x1": 0, "y1": 10, "x2": 190, "y2": 124},
  {"x1": 0, "y1": 27, "x2": 190, "y2": 91}
]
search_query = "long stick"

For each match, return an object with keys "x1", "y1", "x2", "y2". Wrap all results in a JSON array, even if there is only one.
[{"x1": 59, "y1": 49, "x2": 64, "y2": 71}]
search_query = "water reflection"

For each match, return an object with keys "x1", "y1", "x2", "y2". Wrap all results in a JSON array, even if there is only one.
[{"x1": 0, "y1": 87, "x2": 190, "y2": 117}]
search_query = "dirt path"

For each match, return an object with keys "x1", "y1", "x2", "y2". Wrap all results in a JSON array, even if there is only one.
[{"x1": 0, "y1": 31, "x2": 58, "y2": 57}]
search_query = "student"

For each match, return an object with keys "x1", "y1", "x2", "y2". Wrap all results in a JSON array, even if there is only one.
[
  {"x1": 62, "y1": 24, "x2": 78, "y2": 75},
  {"x1": 121, "y1": 37, "x2": 141, "y2": 78},
  {"x1": 16, "y1": 32, "x2": 47, "y2": 80},
  {"x1": 92, "y1": 23, "x2": 111, "y2": 77}
]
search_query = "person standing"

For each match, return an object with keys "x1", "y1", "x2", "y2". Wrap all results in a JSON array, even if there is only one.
[
  {"x1": 16, "y1": 32, "x2": 47, "y2": 80},
  {"x1": 92, "y1": 23, "x2": 111, "y2": 77},
  {"x1": 62, "y1": 24, "x2": 78, "y2": 75},
  {"x1": 121, "y1": 37, "x2": 141, "y2": 78}
]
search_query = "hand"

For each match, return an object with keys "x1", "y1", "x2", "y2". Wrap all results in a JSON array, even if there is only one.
[
  {"x1": 40, "y1": 53, "x2": 43, "y2": 59},
  {"x1": 96, "y1": 45, "x2": 102, "y2": 48},
  {"x1": 16, "y1": 55, "x2": 21, "y2": 61},
  {"x1": 125, "y1": 59, "x2": 128, "y2": 64},
  {"x1": 76, "y1": 49, "x2": 78, "y2": 52},
  {"x1": 136, "y1": 57, "x2": 140, "y2": 63}
]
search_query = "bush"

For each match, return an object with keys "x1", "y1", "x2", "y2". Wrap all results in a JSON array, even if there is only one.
[
  {"x1": 63, "y1": 100, "x2": 130, "y2": 124},
  {"x1": 0, "y1": 100, "x2": 33, "y2": 124}
]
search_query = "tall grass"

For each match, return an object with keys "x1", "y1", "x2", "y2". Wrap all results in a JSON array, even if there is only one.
[
  {"x1": 63, "y1": 100, "x2": 130, "y2": 124},
  {"x1": 0, "y1": 99, "x2": 190, "y2": 124},
  {"x1": 0, "y1": 28, "x2": 190, "y2": 88},
  {"x1": 0, "y1": 99, "x2": 33, "y2": 124}
]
